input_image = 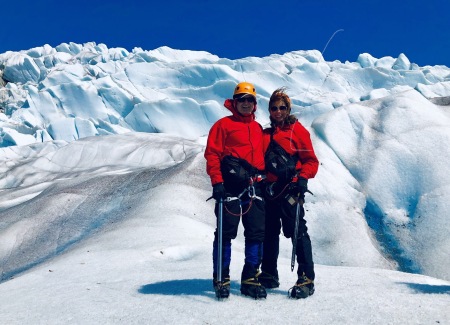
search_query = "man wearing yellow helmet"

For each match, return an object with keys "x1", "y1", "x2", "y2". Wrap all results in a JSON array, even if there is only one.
[{"x1": 205, "y1": 81, "x2": 267, "y2": 299}]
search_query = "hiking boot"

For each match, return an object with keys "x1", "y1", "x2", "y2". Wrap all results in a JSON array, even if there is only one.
[
  {"x1": 240, "y1": 272, "x2": 267, "y2": 299},
  {"x1": 213, "y1": 276, "x2": 230, "y2": 299},
  {"x1": 257, "y1": 271, "x2": 280, "y2": 289},
  {"x1": 213, "y1": 268, "x2": 230, "y2": 299},
  {"x1": 288, "y1": 275, "x2": 314, "y2": 299}
]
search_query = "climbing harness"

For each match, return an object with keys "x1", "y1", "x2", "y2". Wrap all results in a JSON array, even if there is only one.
[{"x1": 224, "y1": 175, "x2": 264, "y2": 217}]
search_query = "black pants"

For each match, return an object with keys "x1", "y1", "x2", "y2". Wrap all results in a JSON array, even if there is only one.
[
  {"x1": 213, "y1": 183, "x2": 265, "y2": 278},
  {"x1": 261, "y1": 193, "x2": 315, "y2": 280},
  {"x1": 214, "y1": 196, "x2": 265, "y2": 242}
]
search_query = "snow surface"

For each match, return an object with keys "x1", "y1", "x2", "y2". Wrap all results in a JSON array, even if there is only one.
[{"x1": 0, "y1": 43, "x2": 449, "y2": 324}]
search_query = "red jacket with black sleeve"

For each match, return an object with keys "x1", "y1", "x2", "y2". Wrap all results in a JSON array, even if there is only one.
[
  {"x1": 205, "y1": 99, "x2": 265, "y2": 185},
  {"x1": 263, "y1": 121, "x2": 319, "y2": 182}
]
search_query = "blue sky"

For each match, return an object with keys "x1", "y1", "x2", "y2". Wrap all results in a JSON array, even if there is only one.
[{"x1": 2, "y1": 0, "x2": 449, "y2": 67}]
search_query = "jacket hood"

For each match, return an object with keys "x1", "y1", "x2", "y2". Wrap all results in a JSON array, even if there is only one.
[{"x1": 224, "y1": 99, "x2": 257, "y2": 123}]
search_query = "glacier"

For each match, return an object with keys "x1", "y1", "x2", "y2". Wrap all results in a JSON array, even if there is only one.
[{"x1": 0, "y1": 42, "x2": 449, "y2": 323}]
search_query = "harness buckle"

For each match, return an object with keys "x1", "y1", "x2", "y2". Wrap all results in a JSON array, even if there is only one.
[{"x1": 252, "y1": 174, "x2": 266, "y2": 183}]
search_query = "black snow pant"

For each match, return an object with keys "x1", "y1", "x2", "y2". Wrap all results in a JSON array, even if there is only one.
[
  {"x1": 213, "y1": 182, "x2": 265, "y2": 280},
  {"x1": 261, "y1": 191, "x2": 315, "y2": 281}
]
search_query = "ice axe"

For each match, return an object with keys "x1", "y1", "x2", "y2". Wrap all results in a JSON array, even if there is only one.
[
  {"x1": 214, "y1": 198, "x2": 229, "y2": 299},
  {"x1": 217, "y1": 198, "x2": 223, "y2": 285},
  {"x1": 291, "y1": 197, "x2": 304, "y2": 272}
]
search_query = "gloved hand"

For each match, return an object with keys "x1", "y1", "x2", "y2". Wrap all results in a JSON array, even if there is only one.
[
  {"x1": 297, "y1": 177, "x2": 308, "y2": 196},
  {"x1": 290, "y1": 177, "x2": 308, "y2": 197},
  {"x1": 212, "y1": 183, "x2": 226, "y2": 201}
]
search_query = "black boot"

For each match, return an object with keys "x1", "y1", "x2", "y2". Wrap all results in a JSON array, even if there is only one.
[
  {"x1": 240, "y1": 264, "x2": 267, "y2": 299},
  {"x1": 288, "y1": 274, "x2": 314, "y2": 299},
  {"x1": 213, "y1": 277, "x2": 230, "y2": 299},
  {"x1": 257, "y1": 270, "x2": 280, "y2": 289},
  {"x1": 213, "y1": 268, "x2": 230, "y2": 298}
]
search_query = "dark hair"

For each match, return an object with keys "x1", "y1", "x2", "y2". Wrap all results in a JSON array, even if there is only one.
[{"x1": 268, "y1": 87, "x2": 297, "y2": 126}]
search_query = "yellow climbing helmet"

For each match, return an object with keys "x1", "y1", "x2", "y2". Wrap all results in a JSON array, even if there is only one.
[{"x1": 233, "y1": 82, "x2": 256, "y2": 98}]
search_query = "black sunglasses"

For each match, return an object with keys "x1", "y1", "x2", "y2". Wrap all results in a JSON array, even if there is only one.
[
  {"x1": 270, "y1": 105, "x2": 287, "y2": 112},
  {"x1": 236, "y1": 97, "x2": 255, "y2": 103}
]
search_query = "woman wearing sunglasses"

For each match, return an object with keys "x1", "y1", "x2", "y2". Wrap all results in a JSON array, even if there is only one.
[
  {"x1": 205, "y1": 81, "x2": 267, "y2": 299},
  {"x1": 258, "y1": 88, "x2": 319, "y2": 299}
]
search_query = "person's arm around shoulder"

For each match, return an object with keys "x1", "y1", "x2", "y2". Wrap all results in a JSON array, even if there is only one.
[{"x1": 262, "y1": 127, "x2": 272, "y2": 154}]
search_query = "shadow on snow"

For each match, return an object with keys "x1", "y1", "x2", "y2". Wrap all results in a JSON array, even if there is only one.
[
  {"x1": 138, "y1": 279, "x2": 287, "y2": 298},
  {"x1": 398, "y1": 282, "x2": 450, "y2": 295}
]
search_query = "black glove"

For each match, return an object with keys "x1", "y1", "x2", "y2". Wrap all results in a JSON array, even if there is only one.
[
  {"x1": 212, "y1": 183, "x2": 226, "y2": 201},
  {"x1": 297, "y1": 177, "x2": 308, "y2": 195},
  {"x1": 290, "y1": 177, "x2": 308, "y2": 197}
]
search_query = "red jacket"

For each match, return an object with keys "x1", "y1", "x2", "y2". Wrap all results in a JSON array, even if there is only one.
[
  {"x1": 205, "y1": 99, "x2": 265, "y2": 185},
  {"x1": 263, "y1": 121, "x2": 319, "y2": 182}
]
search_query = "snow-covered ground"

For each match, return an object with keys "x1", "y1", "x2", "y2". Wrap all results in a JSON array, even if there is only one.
[{"x1": 0, "y1": 43, "x2": 449, "y2": 324}]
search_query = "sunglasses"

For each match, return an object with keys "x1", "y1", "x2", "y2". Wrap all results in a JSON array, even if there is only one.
[
  {"x1": 236, "y1": 97, "x2": 255, "y2": 103},
  {"x1": 270, "y1": 105, "x2": 287, "y2": 112}
]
